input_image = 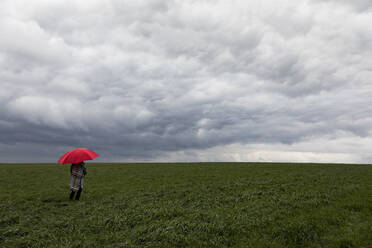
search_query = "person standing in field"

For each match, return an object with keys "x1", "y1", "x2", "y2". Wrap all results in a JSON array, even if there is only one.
[{"x1": 69, "y1": 161, "x2": 87, "y2": 200}]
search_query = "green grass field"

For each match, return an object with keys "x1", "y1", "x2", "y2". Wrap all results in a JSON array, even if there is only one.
[{"x1": 1, "y1": 162, "x2": 372, "y2": 247}]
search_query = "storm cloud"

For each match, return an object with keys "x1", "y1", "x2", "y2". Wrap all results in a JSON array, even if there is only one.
[{"x1": 1, "y1": 0, "x2": 372, "y2": 163}]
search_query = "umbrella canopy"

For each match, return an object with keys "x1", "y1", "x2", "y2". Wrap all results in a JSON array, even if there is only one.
[{"x1": 58, "y1": 148, "x2": 99, "y2": 164}]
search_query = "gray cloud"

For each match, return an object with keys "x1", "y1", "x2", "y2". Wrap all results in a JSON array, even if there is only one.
[{"x1": 1, "y1": 0, "x2": 372, "y2": 163}]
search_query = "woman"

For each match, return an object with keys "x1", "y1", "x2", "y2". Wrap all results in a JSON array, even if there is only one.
[{"x1": 69, "y1": 161, "x2": 87, "y2": 200}]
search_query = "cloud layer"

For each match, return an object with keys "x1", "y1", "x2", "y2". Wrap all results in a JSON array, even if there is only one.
[{"x1": 1, "y1": 0, "x2": 372, "y2": 163}]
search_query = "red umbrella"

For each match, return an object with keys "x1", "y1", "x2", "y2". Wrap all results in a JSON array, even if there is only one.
[{"x1": 58, "y1": 148, "x2": 99, "y2": 164}]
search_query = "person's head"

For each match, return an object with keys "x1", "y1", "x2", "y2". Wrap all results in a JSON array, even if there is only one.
[{"x1": 79, "y1": 161, "x2": 85, "y2": 166}]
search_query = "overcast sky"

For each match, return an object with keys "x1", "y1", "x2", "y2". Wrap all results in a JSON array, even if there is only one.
[{"x1": 1, "y1": 0, "x2": 372, "y2": 163}]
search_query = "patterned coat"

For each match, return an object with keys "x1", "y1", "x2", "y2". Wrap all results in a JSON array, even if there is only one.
[{"x1": 69, "y1": 164, "x2": 87, "y2": 192}]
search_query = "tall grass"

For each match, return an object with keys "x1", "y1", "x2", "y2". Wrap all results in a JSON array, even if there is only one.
[{"x1": 1, "y1": 162, "x2": 372, "y2": 247}]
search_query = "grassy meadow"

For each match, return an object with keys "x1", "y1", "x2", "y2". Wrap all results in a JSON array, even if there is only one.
[{"x1": 1, "y1": 162, "x2": 372, "y2": 247}]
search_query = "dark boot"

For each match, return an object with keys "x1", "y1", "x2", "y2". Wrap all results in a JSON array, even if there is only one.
[
  {"x1": 75, "y1": 188, "x2": 82, "y2": 200},
  {"x1": 69, "y1": 191, "x2": 75, "y2": 200}
]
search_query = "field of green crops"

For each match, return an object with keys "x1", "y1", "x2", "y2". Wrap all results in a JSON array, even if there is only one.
[{"x1": 1, "y1": 162, "x2": 372, "y2": 247}]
